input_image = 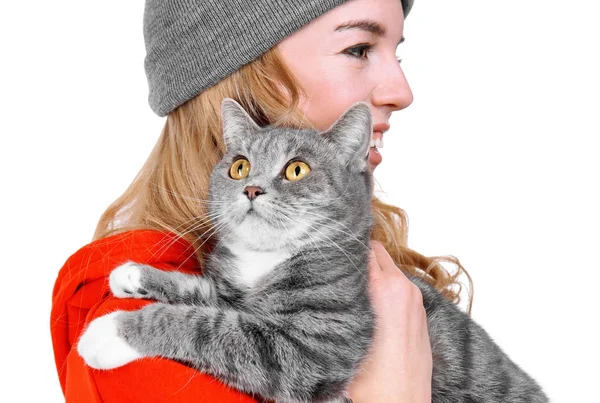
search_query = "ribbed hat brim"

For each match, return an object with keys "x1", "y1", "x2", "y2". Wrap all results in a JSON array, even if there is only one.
[{"x1": 144, "y1": 0, "x2": 415, "y2": 117}]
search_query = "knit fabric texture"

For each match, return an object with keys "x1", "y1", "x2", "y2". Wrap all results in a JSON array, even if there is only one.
[{"x1": 144, "y1": 0, "x2": 414, "y2": 117}]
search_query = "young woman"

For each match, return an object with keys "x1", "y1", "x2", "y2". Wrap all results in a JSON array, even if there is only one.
[{"x1": 51, "y1": 0, "x2": 469, "y2": 401}]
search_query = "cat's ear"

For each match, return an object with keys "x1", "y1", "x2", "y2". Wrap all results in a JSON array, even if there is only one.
[
  {"x1": 221, "y1": 98, "x2": 261, "y2": 151},
  {"x1": 320, "y1": 102, "x2": 372, "y2": 172}
]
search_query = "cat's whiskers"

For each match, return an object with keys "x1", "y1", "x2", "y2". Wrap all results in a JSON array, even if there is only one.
[
  {"x1": 269, "y1": 200, "x2": 370, "y2": 252},
  {"x1": 187, "y1": 212, "x2": 231, "y2": 242},
  {"x1": 149, "y1": 211, "x2": 230, "y2": 261},
  {"x1": 261, "y1": 204, "x2": 296, "y2": 230},
  {"x1": 297, "y1": 218, "x2": 366, "y2": 281},
  {"x1": 284, "y1": 193, "x2": 356, "y2": 211},
  {"x1": 169, "y1": 211, "x2": 223, "y2": 236},
  {"x1": 295, "y1": 210, "x2": 370, "y2": 252},
  {"x1": 293, "y1": 227, "x2": 337, "y2": 270},
  {"x1": 285, "y1": 199, "x2": 338, "y2": 210},
  {"x1": 149, "y1": 182, "x2": 233, "y2": 207},
  {"x1": 148, "y1": 210, "x2": 230, "y2": 267},
  {"x1": 189, "y1": 215, "x2": 233, "y2": 258},
  {"x1": 185, "y1": 222, "x2": 229, "y2": 263},
  {"x1": 145, "y1": 220, "x2": 212, "y2": 264},
  {"x1": 267, "y1": 203, "x2": 366, "y2": 281},
  {"x1": 142, "y1": 183, "x2": 234, "y2": 260},
  {"x1": 176, "y1": 219, "x2": 224, "y2": 251}
]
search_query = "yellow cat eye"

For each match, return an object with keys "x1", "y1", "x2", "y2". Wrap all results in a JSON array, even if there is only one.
[
  {"x1": 285, "y1": 161, "x2": 311, "y2": 181},
  {"x1": 230, "y1": 158, "x2": 250, "y2": 180}
]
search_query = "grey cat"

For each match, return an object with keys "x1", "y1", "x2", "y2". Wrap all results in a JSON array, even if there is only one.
[{"x1": 78, "y1": 99, "x2": 549, "y2": 403}]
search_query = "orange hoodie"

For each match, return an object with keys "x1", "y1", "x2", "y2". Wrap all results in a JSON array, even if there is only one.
[{"x1": 50, "y1": 230, "x2": 261, "y2": 402}]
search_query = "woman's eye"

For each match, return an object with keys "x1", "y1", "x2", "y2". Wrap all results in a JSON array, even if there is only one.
[
  {"x1": 345, "y1": 44, "x2": 403, "y2": 64},
  {"x1": 345, "y1": 44, "x2": 372, "y2": 60}
]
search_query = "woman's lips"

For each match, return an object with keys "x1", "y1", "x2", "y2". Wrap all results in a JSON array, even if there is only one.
[{"x1": 369, "y1": 131, "x2": 384, "y2": 168}]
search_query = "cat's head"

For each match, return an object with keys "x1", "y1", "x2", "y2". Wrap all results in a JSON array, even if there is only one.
[{"x1": 208, "y1": 98, "x2": 373, "y2": 252}]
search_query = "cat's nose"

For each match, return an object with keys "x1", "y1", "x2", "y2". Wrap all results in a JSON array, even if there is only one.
[{"x1": 244, "y1": 186, "x2": 265, "y2": 200}]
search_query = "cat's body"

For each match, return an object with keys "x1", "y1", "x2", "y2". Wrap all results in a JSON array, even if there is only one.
[{"x1": 78, "y1": 99, "x2": 548, "y2": 403}]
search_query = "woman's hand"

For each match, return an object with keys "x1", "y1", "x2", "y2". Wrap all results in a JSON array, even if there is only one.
[{"x1": 347, "y1": 241, "x2": 433, "y2": 403}]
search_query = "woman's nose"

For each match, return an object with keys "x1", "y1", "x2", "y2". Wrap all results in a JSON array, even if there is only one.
[{"x1": 371, "y1": 58, "x2": 414, "y2": 112}]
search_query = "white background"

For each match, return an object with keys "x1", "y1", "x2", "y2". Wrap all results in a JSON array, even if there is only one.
[{"x1": 1, "y1": 1, "x2": 598, "y2": 402}]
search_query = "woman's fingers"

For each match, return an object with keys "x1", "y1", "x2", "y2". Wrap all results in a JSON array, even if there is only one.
[
  {"x1": 349, "y1": 241, "x2": 433, "y2": 402},
  {"x1": 370, "y1": 240, "x2": 396, "y2": 273},
  {"x1": 369, "y1": 241, "x2": 423, "y2": 305}
]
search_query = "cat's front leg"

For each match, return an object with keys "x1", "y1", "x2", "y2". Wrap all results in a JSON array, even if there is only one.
[
  {"x1": 78, "y1": 303, "x2": 196, "y2": 370},
  {"x1": 110, "y1": 262, "x2": 215, "y2": 304},
  {"x1": 77, "y1": 311, "x2": 144, "y2": 369},
  {"x1": 79, "y1": 303, "x2": 361, "y2": 402}
]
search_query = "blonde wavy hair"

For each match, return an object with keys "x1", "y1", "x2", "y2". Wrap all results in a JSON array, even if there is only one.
[{"x1": 94, "y1": 47, "x2": 473, "y2": 313}]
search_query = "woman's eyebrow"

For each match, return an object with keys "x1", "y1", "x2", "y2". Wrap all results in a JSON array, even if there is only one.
[{"x1": 334, "y1": 19, "x2": 405, "y2": 45}]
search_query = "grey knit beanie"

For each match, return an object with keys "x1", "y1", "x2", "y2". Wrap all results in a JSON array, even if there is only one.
[{"x1": 144, "y1": 0, "x2": 414, "y2": 117}]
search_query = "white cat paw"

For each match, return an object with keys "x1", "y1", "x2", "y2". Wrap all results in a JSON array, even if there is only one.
[
  {"x1": 77, "y1": 311, "x2": 144, "y2": 369},
  {"x1": 109, "y1": 262, "x2": 147, "y2": 298}
]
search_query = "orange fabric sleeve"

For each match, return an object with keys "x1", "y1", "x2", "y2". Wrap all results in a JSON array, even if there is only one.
[
  {"x1": 67, "y1": 298, "x2": 261, "y2": 403},
  {"x1": 51, "y1": 230, "x2": 262, "y2": 403}
]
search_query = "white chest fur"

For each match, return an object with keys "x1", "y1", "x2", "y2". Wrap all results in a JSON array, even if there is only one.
[{"x1": 228, "y1": 242, "x2": 290, "y2": 288}]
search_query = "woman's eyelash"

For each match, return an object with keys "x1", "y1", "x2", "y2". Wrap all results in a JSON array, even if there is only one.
[
  {"x1": 345, "y1": 44, "x2": 403, "y2": 64},
  {"x1": 345, "y1": 44, "x2": 372, "y2": 59}
]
